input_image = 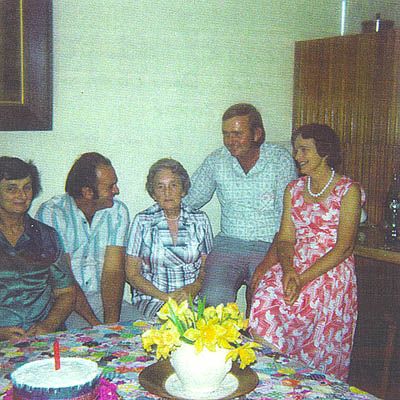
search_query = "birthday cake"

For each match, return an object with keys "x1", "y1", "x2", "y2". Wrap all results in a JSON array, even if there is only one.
[{"x1": 10, "y1": 358, "x2": 102, "y2": 400}]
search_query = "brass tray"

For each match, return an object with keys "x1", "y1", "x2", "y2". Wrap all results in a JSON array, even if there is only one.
[{"x1": 139, "y1": 359, "x2": 258, "y2": 400}]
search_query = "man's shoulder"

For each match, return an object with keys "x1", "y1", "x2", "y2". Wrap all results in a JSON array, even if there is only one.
[
  {"x1": 262, "y1": 142, "x2": 292, "y2": 157},
  {"x1": 108, "y1": 198, "x2": 129, "y2": 215},
  {"x1": 38, "y1": 193, "x2": 70, "y2": 210},
  {"x1": 201, "y1": 147, "x2": 229, "y2": 162},
  {"x1": 182, "y1": 204, "x2": 208, "y2": 219},
  {"x1": 112, "y1": 198, "x2": 128, "y2": 207}
]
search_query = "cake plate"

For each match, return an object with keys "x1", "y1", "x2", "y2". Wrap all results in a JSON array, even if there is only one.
[{"x1": 139, "y1": 359, "x2": 258, "y2": 400}]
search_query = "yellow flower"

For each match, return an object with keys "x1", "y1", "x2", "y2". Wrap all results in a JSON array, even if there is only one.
[
  {"x1": 215, "y1": 304, "x2": 224, "y2": 320},
  {"x1": 203, "y1": 305, "x2": 217, "y2": 321},
  {"x1": 227, "y1": 342, "x2": 260, "y2": 369},
  {"x1": 141, "y1": 299, "x2": 259, "y2": 368},
  {"x1": 223, "y1": 303, "x2": 241, "y2": 319},
  {"x1": 142, "y1": 325, "x2": 181, "y2": 359},
  {"x1": 141, "y1": 328, "x2": 159, "y2": 351},
  {"x1": 158, "y1": 298, "x2": 189, "y2": 320},
  {"x1": 218, "y1": 320, "x2": 241, "y2": 347},
  {"x1": 184, "y1": 319, "x2": 227, "y2": 352}
]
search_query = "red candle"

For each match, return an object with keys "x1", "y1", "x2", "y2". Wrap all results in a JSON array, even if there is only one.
[{"x1": 54, "y1": 339, "x2": 60, "y2": 370}]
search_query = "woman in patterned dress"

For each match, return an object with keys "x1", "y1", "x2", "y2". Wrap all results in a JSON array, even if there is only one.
[
  {"x1": 249, "y1": 124, "x2": 364, "y2": 380},
  {"x1": 125, "y1": 158, "x2": 213, "y2": 321}
]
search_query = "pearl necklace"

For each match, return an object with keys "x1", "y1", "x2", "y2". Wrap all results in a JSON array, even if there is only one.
[{"x1": 307, "y1": 169, "x2": 335, "y2": 198}]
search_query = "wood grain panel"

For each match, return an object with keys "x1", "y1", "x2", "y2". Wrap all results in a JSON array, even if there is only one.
[{"x1": 293, "y1": 30, "x2": 400, "y2": 225}]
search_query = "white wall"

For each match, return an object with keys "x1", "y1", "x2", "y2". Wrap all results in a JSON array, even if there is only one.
[{"x1": 1, "y1": 0, "x2": 399, "y2": 232}]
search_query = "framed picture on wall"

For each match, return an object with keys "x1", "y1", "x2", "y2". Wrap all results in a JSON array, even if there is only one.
[{"x1": 0, "y1": 0, "x2": 52, "y2": 131}]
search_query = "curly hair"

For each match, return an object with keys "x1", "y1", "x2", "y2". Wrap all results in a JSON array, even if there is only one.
[
  {"x1": 292, "y1": 124, "x2": 342, "y2": 169},
  {"x1": 146, "y1": 158, "x2": 190, "y2": 199},
  {"x1": 0, "y1": 157, "x2": 41, "y2": 198}
]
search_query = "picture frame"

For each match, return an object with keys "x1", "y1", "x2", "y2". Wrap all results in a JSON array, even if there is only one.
[{"x1": 0, "y1": 0, "x2": 52, "y2": 131}]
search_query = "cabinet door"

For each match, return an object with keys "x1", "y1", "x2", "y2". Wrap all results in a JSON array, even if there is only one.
[{"x1": 293, "y1": 30, "x2": 400, "y2": 225}]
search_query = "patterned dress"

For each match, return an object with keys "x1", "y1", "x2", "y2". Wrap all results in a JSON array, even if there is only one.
[{"x1": 249, "y1": 175, "x2": 364, "y2": 380}]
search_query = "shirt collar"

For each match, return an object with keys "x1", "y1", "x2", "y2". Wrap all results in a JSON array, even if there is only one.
[
  {"x1": 223, "y1": 143, "x2": 268, "y2": 176},
  {"x1": 0, "y1": 214, "x2": 38, "y2": 250},
  {"x1": 150, "y1": 203, "x2": 193, "y2": 227}
]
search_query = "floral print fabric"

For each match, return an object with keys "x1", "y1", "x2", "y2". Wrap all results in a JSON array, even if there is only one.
[{"x1": 250, "y1": 176, "x2": 364, "y2": 380}]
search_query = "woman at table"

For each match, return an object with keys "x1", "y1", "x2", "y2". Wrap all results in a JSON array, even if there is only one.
[
  {"x1": 125, "y1": 158, "x2": 213, "y2": 320},
  {"x1": 249, "y1": 124, "x2": 364, "y2": 380},
  {"x1": 0, "y1": 157, "x2": 75, "y2": 341}
]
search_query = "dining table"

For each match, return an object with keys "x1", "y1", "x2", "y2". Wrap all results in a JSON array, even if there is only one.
[{"x1": 0, "y1": 321, "x2": 379, "y2": 400}]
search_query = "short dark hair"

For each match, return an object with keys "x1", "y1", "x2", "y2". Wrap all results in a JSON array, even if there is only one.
[
  {"x1": 146, "y1": 158, "x2": 191, "y2": 199},
  {"x1": 222, "y1": 103, "x2": 265, "y2": 145},
  {"x1": 292, "y1": 124, "x2": 342, "y2": 169},
  {"x1": 65, "y1": 152, "x2": 112, "y2": 199},
  {"x1": 0, "y1": 157, "x2": 41, "y2": 198}
]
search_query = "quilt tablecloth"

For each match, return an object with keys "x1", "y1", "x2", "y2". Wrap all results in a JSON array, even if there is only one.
[{"x1": 0, "y1": 322, "x2": 378, "y2": 400}]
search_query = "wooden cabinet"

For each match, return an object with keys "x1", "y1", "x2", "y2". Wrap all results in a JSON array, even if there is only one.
[
  {"x1": 350, "y1": 255, "x2": 400, "y2": 399},
  {"x1": 349, "y1": 228, "x2": 400, "y2": 398},
  {"x1": 293, "y1": 30, "x2": 400, "y2": 225}
]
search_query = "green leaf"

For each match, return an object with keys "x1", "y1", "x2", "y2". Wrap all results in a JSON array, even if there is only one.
[
  {"x1": 167, "y1": 302, "x2": 185, "y2": 336},
  {"x1": 197, "y1": 295, "x2": 206, "y2": 320},
  {"x1": 181, "y1": 336, "x2": 195, "y2": 345}
]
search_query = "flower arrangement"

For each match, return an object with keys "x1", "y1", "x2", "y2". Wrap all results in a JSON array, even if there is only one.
[{"x1": 141, "y1": 297, "x2": 259, "y2": 369}]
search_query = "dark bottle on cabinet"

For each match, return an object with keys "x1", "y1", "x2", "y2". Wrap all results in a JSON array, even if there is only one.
[{"x1": 385, "y1": 173, "x2": 400, "y2": 242}]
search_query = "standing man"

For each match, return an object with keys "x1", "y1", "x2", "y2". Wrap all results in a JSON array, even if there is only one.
[
  {"x1": 184, "y1": 103, "x2": 297, "y2": 306},
  {"x1": 36, "y1": 152, "x2": 133, "y2": 329}
]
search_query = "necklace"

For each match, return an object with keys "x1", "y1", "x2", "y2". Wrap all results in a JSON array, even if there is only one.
[{"x1": 307, "y1": 169, "x2": 335, "y2": 198}]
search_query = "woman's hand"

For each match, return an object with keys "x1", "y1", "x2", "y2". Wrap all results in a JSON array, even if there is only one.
[
  {"x1": 0, "y1": 326, "x2": 27, "y2": 341},
  {"x1": 168, "y1": 288, "x2": 190, "y2": 303},
  {"x1": 250, "y1": 239, "x2": 279, "y2": 298},
  {"x1": 282, "y1": 268, "x2": 301, "y2": 305}
]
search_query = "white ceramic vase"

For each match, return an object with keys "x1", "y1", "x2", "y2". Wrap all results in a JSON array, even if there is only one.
[{"x1": 170, "y1": 342, "x2": 232, "y2": 395}]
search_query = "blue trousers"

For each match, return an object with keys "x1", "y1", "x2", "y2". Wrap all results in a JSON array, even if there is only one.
[{"x1": 199, "y1": 234, "x2": 271, "y2": 306}]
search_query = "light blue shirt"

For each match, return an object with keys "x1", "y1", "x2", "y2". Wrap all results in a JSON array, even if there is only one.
[
  {"x1": 184, "y1": 143, "x2": 297, "y2": 243},
  {"x1": 36, "y1": 194, "x2": 130, "y2": 294}
]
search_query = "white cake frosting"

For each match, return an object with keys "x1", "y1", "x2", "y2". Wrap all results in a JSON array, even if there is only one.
[{"x1": 11, "y1": 358, "x2": 100, "y2": 389}]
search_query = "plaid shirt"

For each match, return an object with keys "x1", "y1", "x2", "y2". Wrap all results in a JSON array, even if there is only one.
[
  {"x1": 126, "y1": 203, "x2": 213, "y2": 309},
  {"x1": 36, "y1": 194, "x2": 130, "y2": 293},
  {"x1": 184, "y1": 143, "x2": 297, "y2": 243}
]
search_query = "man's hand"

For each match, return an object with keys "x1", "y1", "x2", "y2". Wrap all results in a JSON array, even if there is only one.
[{"x1": 0, "y1": 326, "x2": 27, "y2": 341}]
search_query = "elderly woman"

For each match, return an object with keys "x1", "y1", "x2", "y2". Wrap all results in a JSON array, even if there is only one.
[
  {"x1": 126, "y1": 158, "x2": 213, "y2": 320},
  {"x1": 250, "y1": 124, "x2": 365, "y2": 380},
  {"x1": 0, "y1": 157, "x2": 75, "y2": 341}
]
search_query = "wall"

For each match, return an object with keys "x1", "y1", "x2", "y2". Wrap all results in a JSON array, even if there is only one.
[{"x1": 1, "y1": 0, "x2": 399, "y2": 232}]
